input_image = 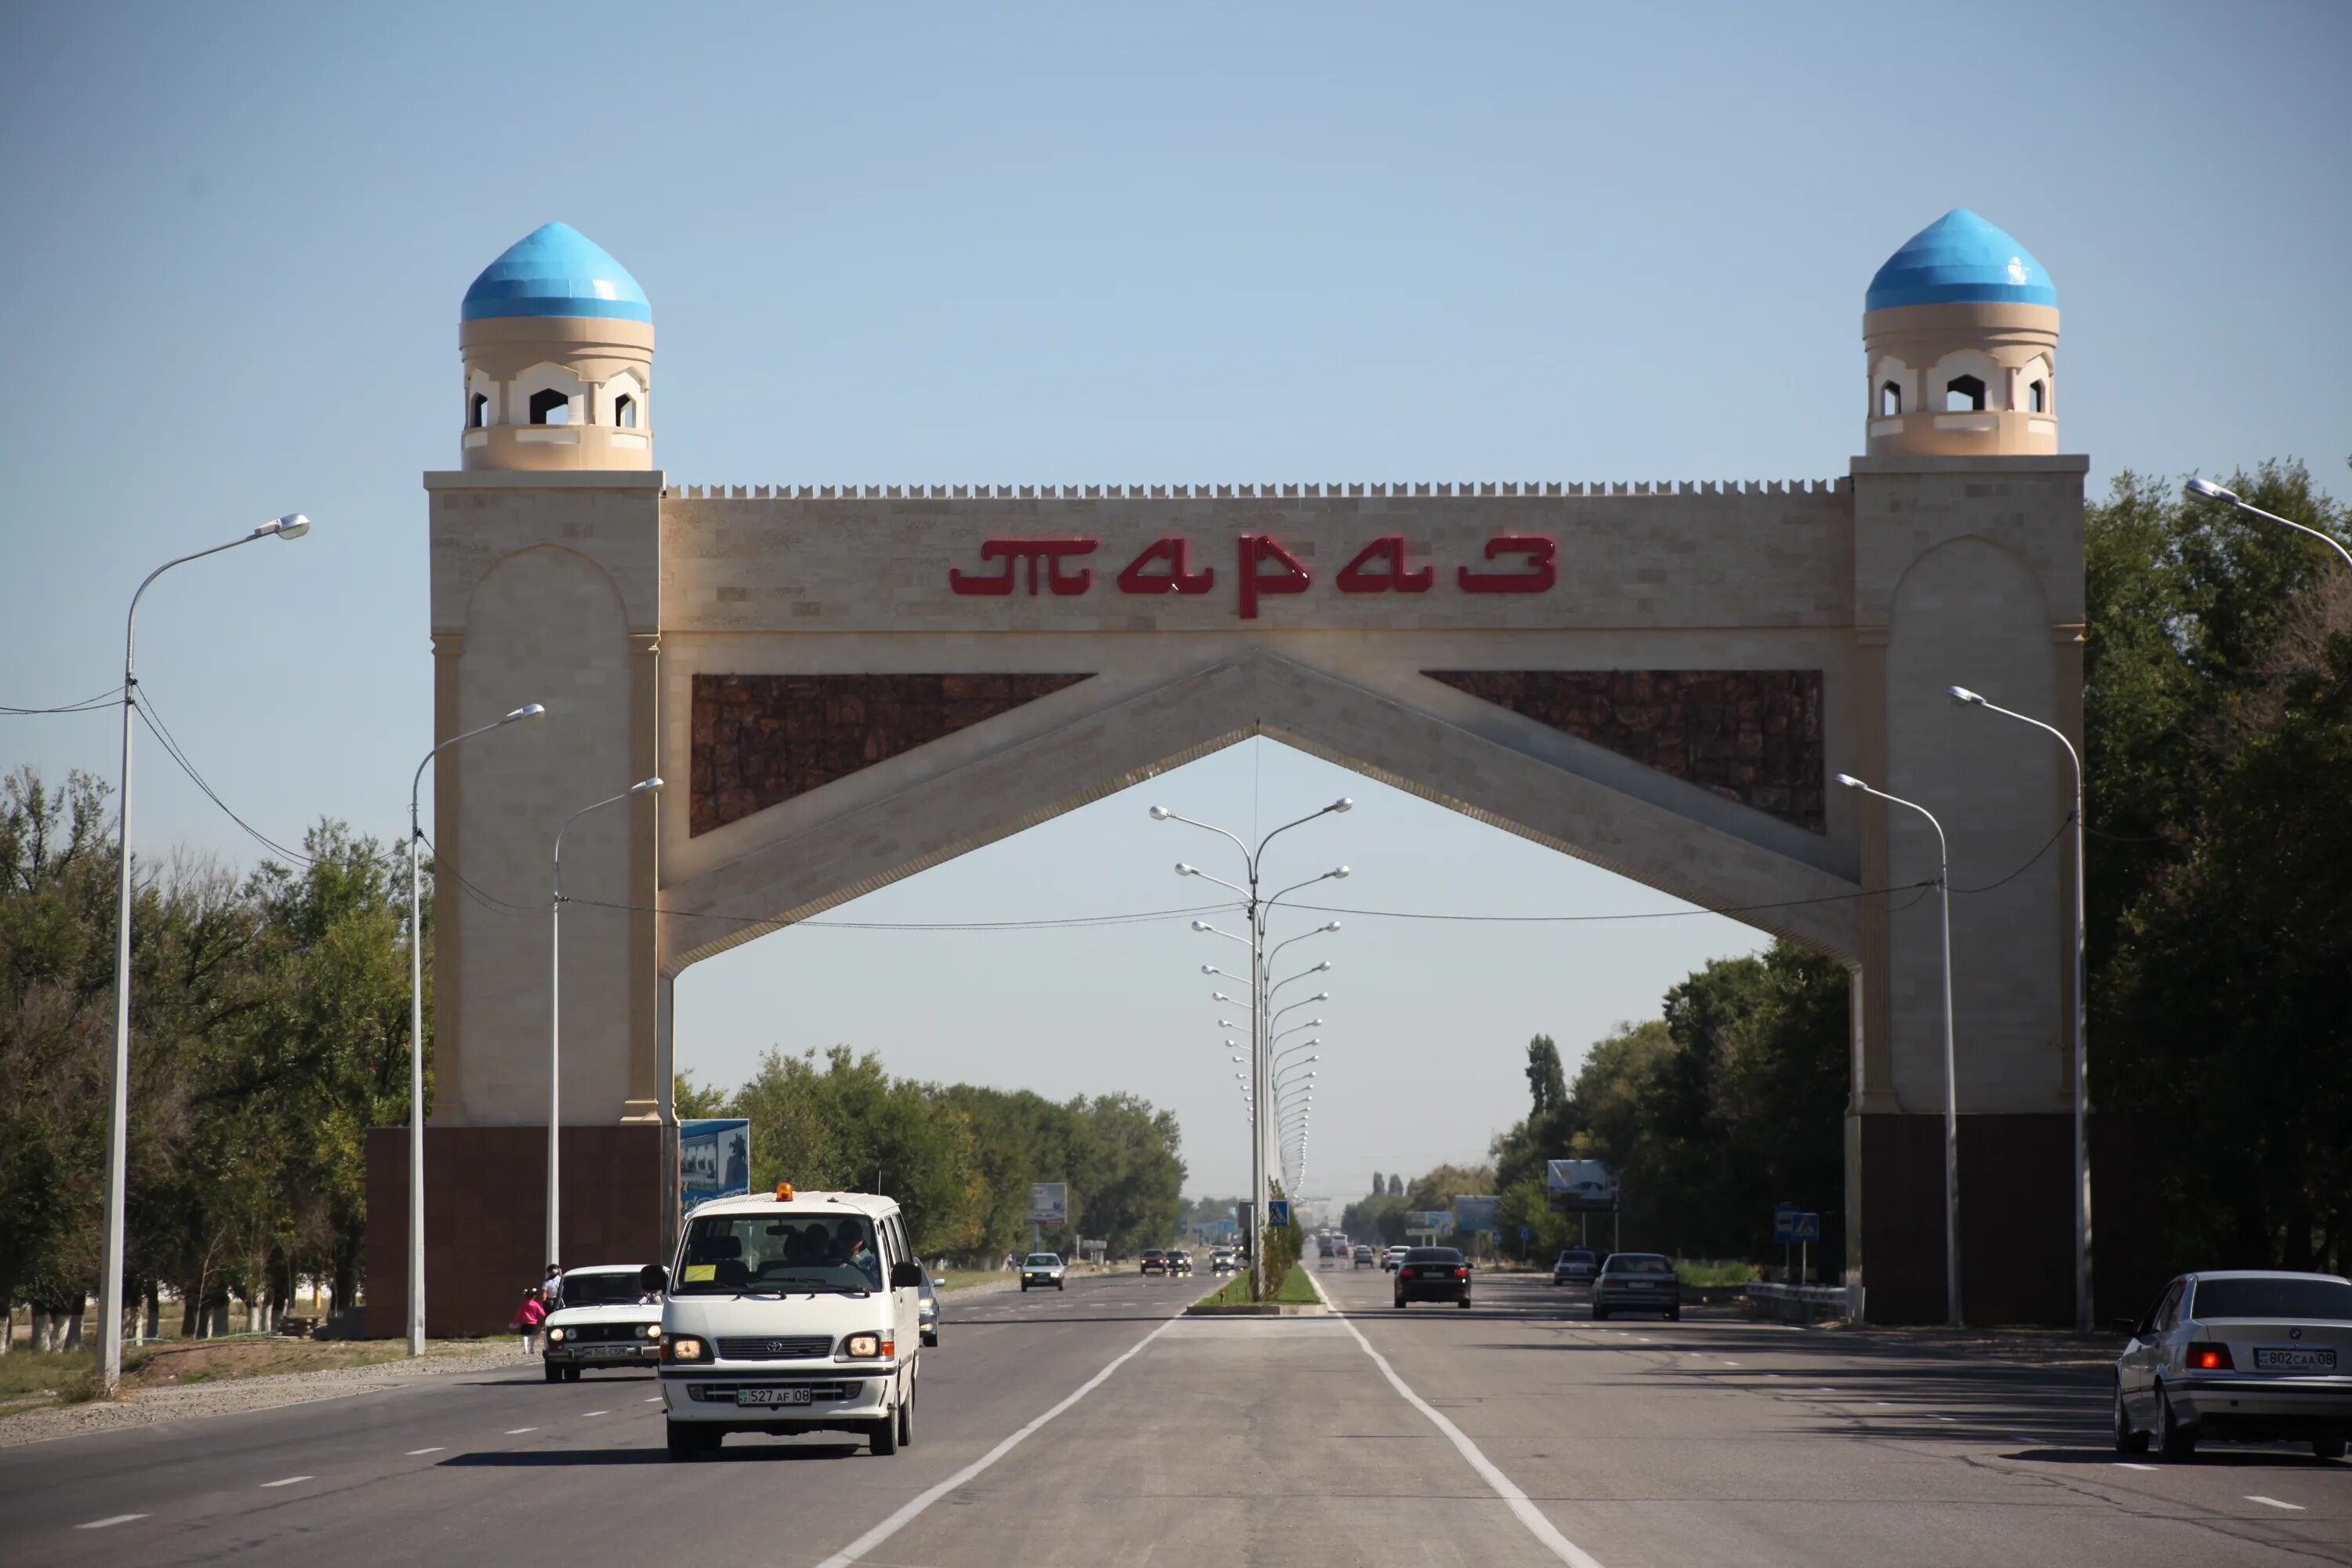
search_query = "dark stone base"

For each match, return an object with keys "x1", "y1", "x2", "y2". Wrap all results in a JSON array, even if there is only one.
[
  {"x1": 1855, "y1": 1112, "x2": 2161, "y2": 1326},
  {"x1": 365, "y1": 1125, "x2": 665, "y2": 1339}
]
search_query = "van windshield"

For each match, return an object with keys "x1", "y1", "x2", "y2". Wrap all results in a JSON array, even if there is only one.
[{"x1": 675, "y1": 1213, "x2": 881, "y2": 1295}]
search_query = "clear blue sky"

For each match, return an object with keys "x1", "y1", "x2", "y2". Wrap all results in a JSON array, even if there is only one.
[{"x1": 3, "y1": 2, "x2": 2345, "y2": 1203}]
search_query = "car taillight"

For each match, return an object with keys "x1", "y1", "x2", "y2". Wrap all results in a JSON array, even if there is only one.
[
  {"x1": 1454, "y1": 1268, "x2": 1468, "y2": 1279},
  {"x1": 2187, "y1": 1341, "x2": 2234, "y2": 1371}
]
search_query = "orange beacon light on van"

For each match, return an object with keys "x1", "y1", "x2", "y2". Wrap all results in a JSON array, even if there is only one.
[{"x1": 774, "y1": 1181, "x2": 795, "y2": 1201}]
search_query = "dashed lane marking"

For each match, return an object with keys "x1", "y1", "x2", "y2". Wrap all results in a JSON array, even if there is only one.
[
  {"x1": 406, "y1": 1447, "x2": 445, "y2": 1456},
  {"x1": 504, "y1": 1428, "x2": 537, "y2": 1435},
  {"x1": 811, "y1": 1312, "x2": 1182, "y2": 1566},
  {"x1": 1318, "y1": 1273, "x2": 1607, "y2": 1568},
  {"x1": 76, "y1": 1515, "x2": 148, "y2": 1530},
  {"x1": 2246, "y1": 1496, "x2": 2306, "y2": 1512},
  {"x1": 583, "y1": 1410, "x2": 609, "y2": 1417},
  {"x1": 2115, "y1": 1462, "x2": 2157, "y2": 1472},
  {"x1": 644, "y1": 1396, "x2": 662, "y2": 1403},
  {"x1": 259, "y1": 1476, "x2": 312, "y2": 1488}
]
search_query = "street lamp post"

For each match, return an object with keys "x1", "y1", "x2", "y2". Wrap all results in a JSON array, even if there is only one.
[
  {"x1": 100, "y1": 514, "x2": 310, "y2": 1392},
  {"x1": 1950, "y1": 684, "x2": 2090, "y2": 1333},
  {"x1": 1836, "y1": 771, "x2": 1962, "y2": 1327},
  {"x1": 550, "y1": 777, "x2": 662, "y2": 1276},
  {"x1": 1158, "y1": 799, "x2": 1350, "y2": 1296},
  {"x1": 405, "y1": 702, "x2": 544, "y2": 1356},
  {"x1": 2187, "y1": 477, "x2": 2352, "y2": 570}
]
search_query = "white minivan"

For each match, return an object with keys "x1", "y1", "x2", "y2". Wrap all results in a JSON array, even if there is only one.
[{"x1": 646, "y1": 1185, "x2": 925, "y2": 1460}]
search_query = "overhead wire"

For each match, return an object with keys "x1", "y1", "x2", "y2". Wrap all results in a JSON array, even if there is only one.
[
  {"x1": 2, "y1": 684, "x2": 125, "y2": 715},
  {"x1": 133, "y1": 689, "x2": 314, "y2": 866}
]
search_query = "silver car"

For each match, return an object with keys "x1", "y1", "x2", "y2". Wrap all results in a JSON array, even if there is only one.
[{"x1": 2114, "y1": 1270, "x2": 2352, "y2": 1461}]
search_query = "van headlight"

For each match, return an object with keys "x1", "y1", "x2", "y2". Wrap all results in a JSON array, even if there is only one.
[
  {"x1": 840, "y1": 1333, "x2": 886, "y2": 1360},
  {"x1": 546, "y1": 1327, "x2": 566, "y2": 1344},
  {"x1": 643, "y1": 1323, "x2": 662, "y2": 1339},
  {"x1": 665, "y1": 1335, "x2": 707, "y2": 1363}
]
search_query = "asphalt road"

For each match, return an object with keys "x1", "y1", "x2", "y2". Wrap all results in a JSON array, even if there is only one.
[{"x1": 2, "y1": 1262, "x2": 2345, "y2": 1566}]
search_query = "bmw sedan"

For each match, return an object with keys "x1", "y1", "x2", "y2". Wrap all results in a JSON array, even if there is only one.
[
  {"x1": 1393, "y1": 1247, "x2": 1472, "y2": 1308},
  {"x1": 1552, "y1": 1248, "x2": 1598, "y2": 1287},
  {"x1": 1592, "y1": 1253, "x2": 1681, "y2": 1321},
  {"x1": 2115, "y1": 1269, "x2": 2351, "y2": 1461}
]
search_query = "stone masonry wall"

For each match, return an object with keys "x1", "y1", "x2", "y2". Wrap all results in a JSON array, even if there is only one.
[
  {"x1": 691, "y1": 672, "x2": 1093, "y2": 835},
  {"x1": 1422, "y1": 670, "x2": 1825, "y2": 833}
]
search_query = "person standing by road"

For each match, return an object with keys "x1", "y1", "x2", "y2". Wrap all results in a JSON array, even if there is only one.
[
  {"x1": 542, "y1": 1264, "x2": 564, "y2": 1308},
  {"x1": 510, "y1": 1288, "x2": 547, "y2": 1354}
]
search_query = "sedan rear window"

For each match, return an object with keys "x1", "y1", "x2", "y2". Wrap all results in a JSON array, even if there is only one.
[
  {"x1": 1606, "y1": 1254, "x2": 1673, "y2": 1274},
  {"x1": 1405, "y1": 1247, "x2": 1462, "y2": 1263},
  {"x1": 2192, "y1": 1276, "x2": 2352, "y2": 1322}
]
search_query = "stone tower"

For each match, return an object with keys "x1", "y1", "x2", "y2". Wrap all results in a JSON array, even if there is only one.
[
  {"x1": 459, "y1": 222, "x2": 655, "y2": 471},
  {"x1": 1862, "y1": 209, "x2": 2059, "y2": 457}
]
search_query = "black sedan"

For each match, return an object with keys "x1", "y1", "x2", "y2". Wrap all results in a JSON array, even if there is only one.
[
  {"x1": 1591, "y1": 1252, "x2": 1681, "y2": 1320},
  {"x1": 1394, "y1": 1247, "x2": 1472, "y2": 1308},
  {"x1": 1140, "y1": 1250, "x2": 1170, "y2": 1276}
]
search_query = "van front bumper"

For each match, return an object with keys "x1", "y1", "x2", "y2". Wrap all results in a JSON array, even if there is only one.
[{"x1": 659, "y1": 1363, "x2": 900, "y2": 1425}]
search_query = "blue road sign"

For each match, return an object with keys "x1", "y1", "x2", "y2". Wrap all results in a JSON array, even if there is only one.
[
  {"x1": 1791, "y1": 1211, "x2": 1822, "y2": 1243},
  {"x1": 1772, "y1": 1203, "x2": 1802, "y2": 1244},
  {"x1": 1267, "y1": 1200, "x2": 1290, "y2": 1228},
  {"x1": 1517, "y1": 1225, "x2": 1533, "y2": 1242}
]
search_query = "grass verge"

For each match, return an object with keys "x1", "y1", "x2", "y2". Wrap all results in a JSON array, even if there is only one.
[
  {"x1": 1193, "y1": 1261, "x2": 1318, "y2": 1309},
  {"x1": 1675, "y1": 1261, "x2": 1762, "y2": 1288},
  {"x1": 0, "y1": 1336, "x2": 494, "y2": 1419}
]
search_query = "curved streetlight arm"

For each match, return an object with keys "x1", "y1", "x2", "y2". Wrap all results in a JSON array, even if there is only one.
[
  {"x1": 1272, "y1": 1019, "x2": 1321, "y2": 1044},
  {"x1": 1267, "y1": 925, "x2": 1338, "y2": 971},
  {"x1": 1265, "y1": 867, "x2": 1347, "y2": 911},
  {"x1": 1251, "y1": 797, "x2": 1352, "y2": 869},
  {"x1": 1176, "y1": 864, "x2": 1250, "y2": 900},
  {"x1": 1948, "y1": 688, "x2": 2081, "y2": 779},
  {"x1": 1192, "y1": 920, "x2": 1254, "y2": 950},
  {"x1": 1269, "y1": 993, "x2": 1327, "y2": 1028},
  {"x1": 1151, "y1": 808, "x2": 1253, "y2": 868},
  {"x1": 2188, "y1": 479, "x2": 2352, "y2": 569},
  {"x1": 1272, "y1": 1040, "x2": 1320, "y2": 1071},
  {"x1": 1835, "y1": 775, "x2": 1948, "y2": 868}
]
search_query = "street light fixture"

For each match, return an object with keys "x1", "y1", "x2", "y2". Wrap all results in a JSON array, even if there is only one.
[
  {"x1": 1155, "y1": 796, "x2": 1351, "y2": 1296},
  {"x1": 1837, "y1": 770, "x2": 1962, "y2": 1327},
  {"x1": 1951, "y1": 684, "x2": 2091, "y2": 1333},
  {"x1": 405, "y1": 700, "x2": 543, "y2": 1356},
  {"x1": 99, "y1": 513, "x2": 312, "y2": 1392},
  {"x1": 2186, "y1": 477, "x2": 2352, "y2": 569},
  {"x1": 550, "y1": 776, "x2": 662, "y2": 1275}
]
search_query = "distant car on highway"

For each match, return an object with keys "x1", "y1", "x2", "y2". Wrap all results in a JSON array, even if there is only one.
[
  {"x1": 1352, "y1": 1244, "x2": 1375, "y2": 1269},
  {"x1": 1140, "y1": 1249, "x2": 1170, "y2": 1276},
  {"x1": 540, "y1": 1263, "x2": 662, "y2": 1381},
  {"x1": 1592, "y1": 1253, "x2": 1681, "y2": 1321},
  {"x1": 1552, "y1": 1248, "x2": 1598, "y2": 1287},
  {"x1": 2114, "y1": 1269, "x2": 2351, "y2": 1461},
  {"x1": 1169, "y1": 1250, "x2": 1194, "y2": 1276},
  {"x1": 1382, "y1": 1246, "x2": 1407, "y2": 1272},
  {"x1": 916, "y1": 1264, "x2": 940, "y2": 1347},
  {"x1": 1021, "y1": 1253, "x2": 1067, "y2": 1292},
  {"x1": 1210, "y1": 1249, "x2": 1238, "y2": 1276},
  {"x1": 1394, "y1": 1247, "x2": 1472, "y2": 1309}
]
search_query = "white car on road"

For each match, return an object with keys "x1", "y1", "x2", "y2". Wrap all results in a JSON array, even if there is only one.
[
  {"x1": 541, "y1": 1264, "x2": 662, "y2": 1381},
  {"x1": 1021, "y1": 1253, "x2": 1067, "y2": 1291},
  {"x1": 2114, "y1": 1269, "x2": 2352, "y2": 1461},
  {"x1": 651, "y1": 1185, "x2": 926, "y2": 1460}
]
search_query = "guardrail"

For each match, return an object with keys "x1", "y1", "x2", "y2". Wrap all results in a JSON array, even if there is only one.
[{"x1": 1741, "y1": 1282, "x2": 1864, "y2": 1324}]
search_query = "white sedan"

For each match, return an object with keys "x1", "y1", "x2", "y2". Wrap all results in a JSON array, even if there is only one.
[
  {"x1": 2114, "y1": 1269, "x2": 2352, "y2": 1461},
  {"x1": 1020, "y1": 1253, "x2": 1067, "y2": 1292}
]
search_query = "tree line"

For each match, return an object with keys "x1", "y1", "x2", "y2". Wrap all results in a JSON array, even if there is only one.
[
  {"x1": 2, "y1": 771, "x2": 411, "y2": 1341},
  {"x1": 1480, "y1": 459, "x2": 2350, "y2": 1281},
  {"x1": 676, "y1": 1047, "x2": 1187, "y2": 1262}
]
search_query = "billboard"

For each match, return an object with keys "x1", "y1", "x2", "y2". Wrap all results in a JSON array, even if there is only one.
[
  {"x1": 1406, "y1": 1210, "x2": 1455, "y2": 1233},
  {"x1": 1025, "y1": 1181, "x2": 1069, "y2": 1228},
  {"x1": 681, "y1": 1118, "x2": 750, "y2": 1218},
  {"x1": 1546, "y1": 1159, "x2": 1619, "y2": 1212},
  {"x1": 1451, "y1": 1194, "x2": 1501, "y2": 1233}
]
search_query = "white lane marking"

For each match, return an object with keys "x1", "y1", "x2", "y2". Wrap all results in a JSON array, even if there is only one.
[
  {"x1": 1932, "y1": 1415, "x2": 1955, "y2": 1422},
  {"x1": 644, "y1": 1396, "x2": 661, "y2": 1403},
  {"x1": 504, "y1": 1427, "x2": 537, "y2": 1435},
  {"x1": 2115, "y1": 1461, "x2": 2157, "y2": 1472},
  {"x1": 582, "y1": 1410, "x2": 609, "y2": 1417},
  {"x1": 2246, "y1": 1496, "x2": 2306, "y2": 1512},
  {"x1": 812, "y1": 1311, "x2": 1184, "y2": 1567},
  {"x1": 1872, "y1": 1401, "x2": 1894, "y2": 1406},
  {"x1": 259, "y1": 1475, "x2": 312, "y2": 1488},
  {"x1": 1720, "y1": 1359, "x2": 1740, "y2": 1367},
  {"x1": 406, "y1": 1446, "x2": 445, "y2": 1456},
  {"x1": 77, "y1": 1515, "x2": 148, "y2": 1530},
  {"x1": 1318, "y1": 1275, "x2": 1605, "y2": 1567}
]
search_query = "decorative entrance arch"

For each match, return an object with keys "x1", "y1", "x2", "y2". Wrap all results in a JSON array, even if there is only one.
[{"x1": 368, "y1": 214, "x2": 2143, "y2": 1336}]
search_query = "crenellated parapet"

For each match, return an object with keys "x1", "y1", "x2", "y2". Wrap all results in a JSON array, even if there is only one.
[{"x1": 661, "y1": 477, "x2": 1848, "y2": 500}]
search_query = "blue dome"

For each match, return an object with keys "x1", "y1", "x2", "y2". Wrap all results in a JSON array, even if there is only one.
[
  {"x1": 461, "y1": 223, "x2": 651, "y2": 323},
  {"x1": 1866, "y1": 209, "x2": 2055, "y2": 311}
]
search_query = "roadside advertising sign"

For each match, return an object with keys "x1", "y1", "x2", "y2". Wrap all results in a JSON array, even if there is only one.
[
  {"x1": 1452, "y1": 1195, "x2": 1502, "y2": 1233},
  {"x1": 1406, "y1": 1210, "x2": 1456, "y2": 1233},
  {"x1": 1546, "y1": 1160, "x2": 1619, "y2": 1212},
  {"x1": 680, "y1": 1118, "x2": 750, "y2": 1220},
  {"x1": 1026, "y1": 1181, "x2": 1069, "y2": 1228}
]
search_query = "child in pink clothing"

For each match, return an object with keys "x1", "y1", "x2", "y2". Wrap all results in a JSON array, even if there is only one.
[{"x1": 509, "y1": 1289, "x2": 548, "y2": 1354}]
